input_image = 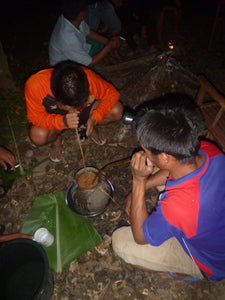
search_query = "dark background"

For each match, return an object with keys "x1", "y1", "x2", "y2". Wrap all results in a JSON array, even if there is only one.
[{"x1": 0, "y1": 0, "x2": 224, "y2": 87}]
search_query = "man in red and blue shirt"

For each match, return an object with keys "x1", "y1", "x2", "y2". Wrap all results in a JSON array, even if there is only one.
[{"x1": 112, "y1": 94, "x2": 225, "y2": 281}]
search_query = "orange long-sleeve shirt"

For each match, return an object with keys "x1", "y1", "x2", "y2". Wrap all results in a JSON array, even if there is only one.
[{"x1": 24, "y1": 67, "x2": 120, "y2": 130}]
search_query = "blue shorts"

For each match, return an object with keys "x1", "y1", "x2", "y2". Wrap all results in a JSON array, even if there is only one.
[
  {"x1": 79, "y1": 100, "x2": 96, "y2": 126},
  {"x1": 85, "y1": 0, "x2": 121, "y2": 34}
]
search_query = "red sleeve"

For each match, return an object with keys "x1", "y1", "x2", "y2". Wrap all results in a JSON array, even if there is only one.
[
  {"x1": 83, "y1": 68, "x2": 120, "y2": 124},
  {"x1": 200, "y1": 141, "x2": 222, "y2": 158},
  {"x1": 24, "y1": 69, "x2": 67, "y2": 131}
]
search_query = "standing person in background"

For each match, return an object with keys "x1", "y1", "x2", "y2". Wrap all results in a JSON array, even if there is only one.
[
  {"x1": 49, "y1": 0, "x2": 120, "y2": 67},
  {"x1": 85, "y1": 0, "x2": 122, "y2": 36}
]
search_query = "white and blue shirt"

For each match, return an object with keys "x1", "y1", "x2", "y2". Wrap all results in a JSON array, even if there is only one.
[{"x1": 49, "y1": 15, "x2": 92, "y2": 66}]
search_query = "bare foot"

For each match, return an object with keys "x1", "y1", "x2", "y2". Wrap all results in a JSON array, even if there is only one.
[
  {"x1": 89, "y1": 127, "x2": 106, "y2": 146},
  {"x1": 49, "y1": 134, "x2": 63, "y2": 162}
]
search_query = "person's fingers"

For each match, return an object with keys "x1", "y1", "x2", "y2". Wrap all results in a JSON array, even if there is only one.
[
  {"x1": 131, "y1": 151, "x2": 146, "y2": 166},
  {"x1": 0, "y1": 160, "x2": 7, "y2": 171},
  {"x1": 65, "y1": 112, "x2": 80, "y2": 128}
]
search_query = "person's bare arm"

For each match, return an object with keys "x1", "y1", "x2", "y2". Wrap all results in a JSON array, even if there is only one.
[
  {"x1": 0, "y1": 233, "x2": 33, "y2": 243},
  {"x1": 131, "y1": 178, "x2": 148, "y2": 244},
  {"x1": 88, "y1": 30, "x2": 109, "y2": 45},
  {"x1": 125, "y1": 169, "x2": 168, "y2": 216},
  {"x1": 145, "y1": 169, "x2": 169, "y2": 190},
  {"x1": 86, "y1": 116, "x2": 95, "y2": 136},
  {"x1": 87, "y1": 33, "x2": 120, "y2": 67},
  {"x1": 130, "y1": 151, "x2": 153, "y2": 244}
]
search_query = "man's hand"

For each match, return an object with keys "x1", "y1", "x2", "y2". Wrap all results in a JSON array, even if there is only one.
[
  {"x1": 86, "y1": 116, "x2": 96, "y2": 136},
  {"x1": 0, "y1": 146, "x2": 16, "y2": 171},
  {"x1": 106, "y1": 36, "x2": 120, "y2": 50},
  {"x1": 63, "y1": 111, "x2": 79, "y2": 128},
  {"x1": 131, "y1": 151, "x2": 153, "y2": 182}
]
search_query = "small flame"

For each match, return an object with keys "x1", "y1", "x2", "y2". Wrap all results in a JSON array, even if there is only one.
[{"x1": 169, "y1": 42, "x2": 174, "y2": 50}]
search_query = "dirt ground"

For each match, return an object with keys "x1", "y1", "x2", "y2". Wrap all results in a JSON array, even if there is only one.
[{"x1": 1, "y1": 1, "x2": 225, "y2": 299}]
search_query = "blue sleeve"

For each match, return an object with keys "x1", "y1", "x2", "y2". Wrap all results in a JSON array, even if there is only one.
[{"x1": 143, "y1": 204, "x2": 175, "y2": 246}]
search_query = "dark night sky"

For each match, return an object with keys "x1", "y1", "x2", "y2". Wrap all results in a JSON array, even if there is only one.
[
  {"x1": 0, "y1": 0, "x2": 222, "y2": 84},
  {"x1": 0, "y1": 0, "x2": 218, "y2": 21},
  {"x1": 0, "y1": 0, "x2": 220, "y2": 48}
]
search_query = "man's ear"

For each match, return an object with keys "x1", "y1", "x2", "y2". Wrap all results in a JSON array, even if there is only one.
[{"x1": 158, "y1": 153, "x2": 170, "y2": 165}]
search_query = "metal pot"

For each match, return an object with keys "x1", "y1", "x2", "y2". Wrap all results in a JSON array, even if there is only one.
[{"x1": 65, "y1": 167, "x2": 114, "y2": 217}]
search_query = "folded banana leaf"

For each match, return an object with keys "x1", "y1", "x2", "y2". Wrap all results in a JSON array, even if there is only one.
[{"x1": 22, "y1": 191, "x2": 102, "y2": 273}]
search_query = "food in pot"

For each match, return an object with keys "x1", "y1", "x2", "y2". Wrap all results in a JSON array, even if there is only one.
[{"x1": 77, "y1": 171, "x2": 99, "y2": 189}]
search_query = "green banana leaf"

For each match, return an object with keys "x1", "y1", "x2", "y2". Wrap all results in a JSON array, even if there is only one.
[{"x1": 22, "y1": 191, "x2": 102, "y2": 273}]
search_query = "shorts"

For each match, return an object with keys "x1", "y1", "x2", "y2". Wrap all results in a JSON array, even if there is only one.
[
  {"x1": 86, "y1": 38, "x2": 104, "y2": 56},
  {"x1": 112, "y1": 226, "x2": 204, "y2": 278},
  {"x1": 79, "y1": 100, "x2": 96, "y2": 126},
  {"x1": 86, "y1": 0, "x2": 121, "y2": 34}
]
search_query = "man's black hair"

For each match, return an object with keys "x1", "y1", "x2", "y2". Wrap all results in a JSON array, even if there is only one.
[
  {"x1": 51, "y1": 60, "x2": 89, "y2": 108},
  {"x1": 61, "y1": 0, "x2": 88, "y2": 21},
  {"x1": 136, "y1": 93, "x2": 205, "y2": 163}
]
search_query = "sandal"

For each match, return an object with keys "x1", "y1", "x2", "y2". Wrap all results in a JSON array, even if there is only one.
[
  {"x1": 49, "y1": 140, "x2": 63, "y2": 163},
  {"x1": 89, "y1": 127, "x2": 106, "y2": 146},
  {"x1": 168, "y1": 272, "x2": 200, "y2": 282},
  {"x1": 49, "y1": 148, "x2": 62, "y2": 163}
]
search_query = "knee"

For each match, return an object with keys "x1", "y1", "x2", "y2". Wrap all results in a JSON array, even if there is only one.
[
  {"x1": 111, "y1": 101, "x2": 124, "y2": 121},
  {"x1": 29, "y1": 125, "x2": 51, "y2": 146},
  {"x1": 112, "y1": 228, "x2": 122, "y2": 256},
  {"x1": 112, "y1": 226, "x2": 131, "y2": 256}
]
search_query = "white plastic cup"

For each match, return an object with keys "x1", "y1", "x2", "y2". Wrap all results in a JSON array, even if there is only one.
[{"x1": 33, "y1": 228, "x2": 54, "y2": 247}]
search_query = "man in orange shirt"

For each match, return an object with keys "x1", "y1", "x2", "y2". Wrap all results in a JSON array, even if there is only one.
[{"x1": 24, "y1": 60, "x2": 123, "y2": 162}]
